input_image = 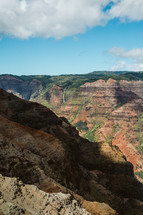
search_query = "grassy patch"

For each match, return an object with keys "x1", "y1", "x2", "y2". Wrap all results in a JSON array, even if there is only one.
[
  {"x1": 74, "y1": 120, "x2": 88, "y2": 132},
  {"x1": 134, "y1": 114, "x2": 143, "y2": 151},
  {"x1": 135, "y1": 171, "x2": 143, "y2": 179},
  {"x1": 106, "y1": 124, "x2": 120, "y2": 145},
  {"x1": 83, "y1": 121, "x2": 103, "y2": 142}
]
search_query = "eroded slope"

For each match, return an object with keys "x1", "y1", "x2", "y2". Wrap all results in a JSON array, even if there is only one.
[{"x1": 0, "y1": 89, "x2": 143, "y2": 214}]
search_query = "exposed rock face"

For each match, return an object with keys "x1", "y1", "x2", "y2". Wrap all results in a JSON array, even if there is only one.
[
  {"x1": 79, "y1": 79, "x2": 119, "y2": 106},
  {"x1": 97, "y1": 102, "x2": 143, "y2": 172},
  {"x1": 0, "y1": 75, "x2": 63, "y2": 107},
  {"x1": 28, "y1": 79, "x2": 43, "y2": 100},
  {"x1": 2, "y1": 75, "x2": 142, "y2": 172},
  {"x1": 55, "y1": 79, "x2": 143, "y2": 172},
  {"x1": 0, "y1": 89, "x2": 143, "y2": 215},
  {"x1": 79, "y1": 79, "x2": 143, "y2": 171},
  {"x1": 80, "y1": 79, "x2": 143, "y2": 102},
  {"x1": 0, "y1": 75, "x2": 42, "y2": 100},
  {"x1": 120, "y1": 80, "x2": 143, "y2": 99},
  {"x1": 44, "y1": 84, "x2": 64, "y2": 106},
  {"x1": 0, "y1": 174, "x2": 90, "y2": 215}
]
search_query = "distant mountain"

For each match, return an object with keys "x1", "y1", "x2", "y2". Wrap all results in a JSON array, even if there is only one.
[
  {"x1": 0, "y1": 72, "x2": 143, "y2": 172},
  {"x1": 1, "y1": 71, "x2": 143, "y2": 101},
  {"x1": 0, "y1": 88, "x2": 143, "y2": 214}
]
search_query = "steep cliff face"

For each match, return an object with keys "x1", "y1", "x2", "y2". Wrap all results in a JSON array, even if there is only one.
[
  {"x1": 54, "y1": 79, "x2": 143, "y2": 172},
  {"x1": 79, "y1": 79, "x2": 143, "y2": 105},
  {"x1": 44, "y1": 84, "x2": 64, "y2": 106},
  {"x1": 1, "y1": 74, "x2": 143, "y2": 173},
  {"x1": 0, "y1": 89, "x2": 143, "y2": 215},
  {"x1": 0, "y1": 75, "x2": 42, "y2": 100},
  {"x1": 0, "y1": 75, "x2": 65, "y2": 108}
]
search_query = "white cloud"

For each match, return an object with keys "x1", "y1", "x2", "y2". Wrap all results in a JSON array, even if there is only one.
[
  {"x1": 0, "y1": 0, "x2": 143, "y2": 39},
  {"x1": 0, "y1": 0, "x2": 111, "y2": 39},
  {"x1": 109, "y1": 0, "x2": 143, "y2": 21},
  {"x1": 111, "y1": 60, "x2": 126, "y2": 70},
  {"x1": 109, "y1": 47, "x2": 143, "y2": 71},
  {"x1": 109, "y1": 47, "x2": 143, "y2": 60}
]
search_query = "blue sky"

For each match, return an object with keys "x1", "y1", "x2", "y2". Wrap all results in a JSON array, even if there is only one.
[{"x1": 0, "y1": 0, "x2": 143, "y2": 75}]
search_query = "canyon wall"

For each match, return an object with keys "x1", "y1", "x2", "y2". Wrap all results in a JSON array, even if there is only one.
[
  {"x1": 0, "y1": 75, "x2": 42, "y2": 100},
  {"x1": 0, "y1": 75, "x2": 143, "y2": 173},
  {"x1": 55, "y1": 79, "x2": 143, "y2": 172},
  {"x1": 0, "y1": 88, "x2": 143, "y2": 214}
]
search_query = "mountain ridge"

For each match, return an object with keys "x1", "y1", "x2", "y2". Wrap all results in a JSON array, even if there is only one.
[
  {"x1": 0, "y1": 73, "x2": 143, "y2": 173},
  {"x1": 0, "y1": 88, "x2": 143, "y2": 214}
]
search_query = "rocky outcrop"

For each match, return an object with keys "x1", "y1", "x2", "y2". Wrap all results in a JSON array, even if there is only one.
[
  {"x1": 28, "y1": 79, "x2": 43, "y2": 100},
  {"x1": 79, "y1": 79, "x2": 119, "y2": 106},
  {"x1": 0, "y1": 174, "x2": 90, "y2": 215},
  {"x1": 0, "y1": 75, "x2": 42, "y2": 100},
  {"x1": 80, "y1": 79, "x2": 143, "y2": 103},
  {"x1": 55, "y1": 79, "x2": 143, "y2": 172},
  {"x1": 44, "y1": 84, "x2": 63, "y2": 106},
  {"x1": 97, "y1": 102, "x2": 143, "y2": 172},
  {"x1": 0, "y1": 89, "x2": 143, "y2": 214},
  {"x1": 0, "y1": 173, "x2": 118, "y2": 215},
  {"x1": 0, "y1": 74, "x2": 143, "y2": 172},
  {"x1": 0, "y1": 75, "x2": 64, "y2": 107},
  {"x1": 120, "y1": 80, "x2": 143, "y2": 99}
]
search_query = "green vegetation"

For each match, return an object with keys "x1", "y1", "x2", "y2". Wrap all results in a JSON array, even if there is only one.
[
  {"x1": 135, "y1": 171, "x2": 143, "y2": 179},
  {"x1": 83, "y1": 120, "x2": 103, "y2": 142},
  {"x1": 4, "y1": 72, "x2": 143, "y2": 151},
  {"x1": 67, "y1": 96, "x2": 91, "y2": 124},
  {"x1": 9, "y1": 71, "x2": 143, "y2": 93},
  {"x1": 106, "y1": 124, "x2": 120, "y2": 145},
  {"x1": 18, "y1": 75, "x2": 52, "y2": 88},
  {"x1": 40, "y1": 100, "x2": 53, "y2": 109},
  {"x1": 83, "y1": 127, "x2": 97, "y2": 142},
  {"x1": 134, "y1": 114, "x2": 143, "y2": 151},
  {"x1": 74, "y1": 120, "x2": 88, "y2": 132},
  {"x1": 106, "y1": 134, "x2": 114, "y2": 145}
]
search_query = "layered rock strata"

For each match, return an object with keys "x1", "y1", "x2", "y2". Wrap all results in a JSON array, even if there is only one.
[
  {"x1": 44, "y1": 84, "x2": 64, "y2": 106},
  {"x1": 0, "y1": 89, "x2": 143, "y2": 214},
  {"x1": 56, "y1": 79, "x2": 143, "y2": 172}
]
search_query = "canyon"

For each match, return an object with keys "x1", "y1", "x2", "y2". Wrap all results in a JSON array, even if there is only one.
[
  {"x1": 0, "y1": 87, "x2": 143, "y2": 214},
  {"x1": 55, "y1": 78, "x2": 143, "y2": 173},
  {"x1": 0, "y1": 74, "x2": 143, "y2": 174}
]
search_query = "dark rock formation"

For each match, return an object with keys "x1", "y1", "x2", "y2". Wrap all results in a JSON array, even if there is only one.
[
  {"x1": 0, "y1": 88, "x2": 143, "y2": 214},
  {"x1": 0, "y1": 75, "x2": 42, "y2": 100}
]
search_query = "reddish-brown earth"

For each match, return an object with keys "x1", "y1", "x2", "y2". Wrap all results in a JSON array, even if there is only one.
[
  {"x1": 1, "y1": 75, "x2": 142, "y2": 173},
  {"x1": 45, "y1": 84, "x2": 63, "y2": 106},
  {"x1": 52, "y1": 79, "x2": 143, "y2": 173},
  {"x1": 0, "y1": 88, "x2": 143, "y2": 214}
]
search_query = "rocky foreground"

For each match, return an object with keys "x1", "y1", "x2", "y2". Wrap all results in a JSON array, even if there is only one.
[
  {"x1": 0, "y1": 174, "x2": 90, "y2": 215},
  {"x1": 0, "y1": 88, "x2": 143, "y2": 214}
]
